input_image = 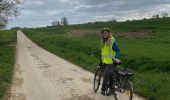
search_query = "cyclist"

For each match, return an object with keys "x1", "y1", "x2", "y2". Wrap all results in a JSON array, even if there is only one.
[{"x1": 100, "y1": 28, "x2": 121, "y2": 95}]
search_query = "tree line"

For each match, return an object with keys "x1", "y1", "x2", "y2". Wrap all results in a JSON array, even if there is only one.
[
  {"x1": 51, "y1": 17, "x2": 68, "y2": 26},
  {"x1": 152, "y1": 13, "x2": 169, "y2": 18}
]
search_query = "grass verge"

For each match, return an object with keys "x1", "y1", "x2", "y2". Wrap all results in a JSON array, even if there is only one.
[{"x1": 0, "y1": 30, "x2": 16, "y2": 99}]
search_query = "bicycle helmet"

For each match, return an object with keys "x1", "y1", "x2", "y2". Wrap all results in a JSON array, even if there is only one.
[{"x1": 101, "y1": 27, "x2": 110, "y2": 34}]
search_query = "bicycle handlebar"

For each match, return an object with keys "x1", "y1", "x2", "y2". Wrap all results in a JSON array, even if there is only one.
[{"x1": 90, "y1": 50, "x2": 100, "y2": 56}]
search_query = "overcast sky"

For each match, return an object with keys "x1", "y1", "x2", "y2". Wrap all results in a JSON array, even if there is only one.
[{"x1": 7, "y1": 0, "x2": 170, "y2": 29}]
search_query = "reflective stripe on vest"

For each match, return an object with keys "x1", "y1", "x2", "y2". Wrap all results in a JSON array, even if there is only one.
[{"x1": 101, "y1": 55, "x2": 114, "y2": 58}]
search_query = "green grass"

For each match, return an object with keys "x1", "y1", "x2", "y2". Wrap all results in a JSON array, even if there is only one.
[
  {"x1": 23, "y1": 17, "x2": 170, "y2": 100},
  {"x1": 0, "y1": 30, "x2": 16, "y2": 99}
]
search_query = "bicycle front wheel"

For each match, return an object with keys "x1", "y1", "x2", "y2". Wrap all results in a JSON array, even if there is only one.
[{"x1": 93, "y1": 68, "x2": 102, "y2": 92}]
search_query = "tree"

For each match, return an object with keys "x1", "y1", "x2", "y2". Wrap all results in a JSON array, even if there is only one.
[
  {"x1": 52, "y1": 21, "x2": 54, "y2": 26},
  {"x1": 126, "y1": 20, "x2": 130, "y2": 22},
  {"x1": 143, "y1": 18, "x2": 147, "y2": 20},
  {"x1": 52, "y1": 20, "x2": 60, "y2": 26},
  {"x1": 52, "y1": 21, "x2": 57, "y2": 26},
  {"x1": 112, "y1": 18, "x2": 117, "y2": 22},
  {"x1": 162, "y1": 13, "x2": 168, "y2": 18},
  {"x1": 61, "y1": 17, "x2": 68, "y2": 26},
  {"x1": 0, "y1": 15, "x2": 8, "y2": 29},
  {"x1": 57, "y1": 21, "x2": 60, "y2": 26},
  {"x1": 152, "y1": 14, "x2": 159, "y2": 18},
  {"x1": 0, "y1": 0, "x2": 23, "y2": 29}
]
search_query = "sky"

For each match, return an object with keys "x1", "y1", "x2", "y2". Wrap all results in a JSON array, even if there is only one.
[{"x1": 7, "y1": 0, "x2": 170, "y2": 29}]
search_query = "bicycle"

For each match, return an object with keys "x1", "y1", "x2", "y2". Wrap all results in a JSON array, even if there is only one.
[{"x1": 91, "y1": 51, "x2": 134, "y2": 100}]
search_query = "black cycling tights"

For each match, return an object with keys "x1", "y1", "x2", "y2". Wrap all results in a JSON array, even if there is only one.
[{"x1": 101, "y1": 64, "x2": 114, "y2": 91}]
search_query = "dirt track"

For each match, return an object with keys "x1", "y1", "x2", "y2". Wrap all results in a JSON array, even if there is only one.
[{"x1": 9, "y1": 31, "x2": 144, "y2": 100}]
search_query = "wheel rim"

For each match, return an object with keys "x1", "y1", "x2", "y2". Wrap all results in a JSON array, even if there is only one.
[
  {"x1": 115, "y1": 89, "x2": 132, "y2": 100},
  {"x1": 114, "y1": 81, "x2": 133, "y2": 100}
]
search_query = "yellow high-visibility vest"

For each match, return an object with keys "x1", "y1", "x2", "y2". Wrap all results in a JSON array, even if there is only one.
[{"x1": 101, "y1": 36, "x2": 115, "y2": 64}]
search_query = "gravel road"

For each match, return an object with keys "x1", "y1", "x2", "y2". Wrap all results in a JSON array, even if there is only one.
[{"x1": 9, "y1": 31, "x2": 144, "y2": 100}]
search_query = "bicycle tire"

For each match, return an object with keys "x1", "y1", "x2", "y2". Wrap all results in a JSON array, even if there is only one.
[
  {"x1": 114, "y1": 80, "x2": 133, "y2": 100},
  {"x1": 127, "y1": 80, "x2": 133, "y2": 100},
  {"x1": 93, "y1": 68, "x2": 102, "y2": 92}
]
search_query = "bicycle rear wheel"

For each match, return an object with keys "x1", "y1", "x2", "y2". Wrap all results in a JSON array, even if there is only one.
[
  {"x1": 93, "y1": 68, "x2": 102, "y2": 92},
  {"x1": 116, "y1": 80, "x2": 133, "y2": 100}
]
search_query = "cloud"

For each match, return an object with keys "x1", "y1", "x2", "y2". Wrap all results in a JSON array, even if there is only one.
[
  {"x1": 7, "y1": 0, "x2": 170, "y2": 29},
  {"x1": 25, "y1": 0, "x2": 45, "y2": 5}
]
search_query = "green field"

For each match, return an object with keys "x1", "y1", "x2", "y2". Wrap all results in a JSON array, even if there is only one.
[
  {"x1": 23, "y1": 17, "x2": 170, "y2": 100},
  {"x1": 0, "y1": 30, "x2": 16, "y2": 99}
]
